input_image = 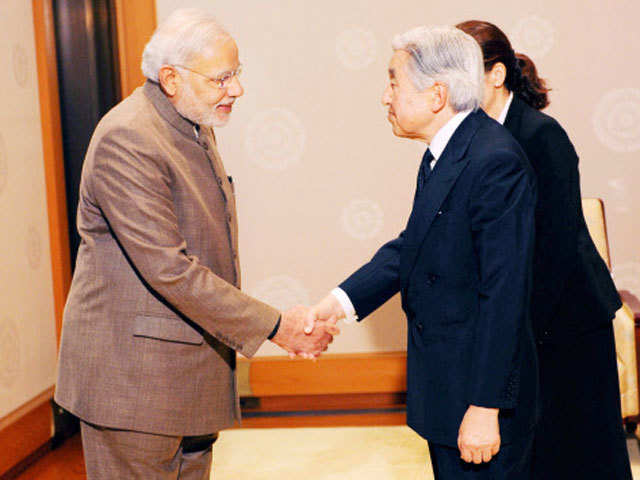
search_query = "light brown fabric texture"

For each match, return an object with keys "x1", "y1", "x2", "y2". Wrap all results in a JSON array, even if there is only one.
[
  {"x1": 55, "y1": 81, "x2": 280, "y2": 436},
  {"x1": 80, "y1": 421, "x2": 213, "y2": 480}
]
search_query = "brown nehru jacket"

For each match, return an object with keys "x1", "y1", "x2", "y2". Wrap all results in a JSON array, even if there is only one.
[{"x1": 55, "y1": 80, "x2": 279, "y2": 436}]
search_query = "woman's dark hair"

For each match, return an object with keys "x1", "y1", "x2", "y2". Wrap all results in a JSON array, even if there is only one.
[{"x1": 456, "y1": 20, "x2": 550, "y2": 110}]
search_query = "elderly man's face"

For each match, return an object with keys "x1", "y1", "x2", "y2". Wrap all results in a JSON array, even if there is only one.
[
  {"x1": 174, "y1": 37, "x2": 244, "y2": 127},
  {"x1": 381, "y1": 51, "x2": 433, "y2": 140}
]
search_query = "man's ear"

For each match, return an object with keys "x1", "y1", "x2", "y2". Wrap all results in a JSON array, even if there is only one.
[
  {"x1": 158, "y1": 65, "x2": 180, "y2": 97},
  {"x1": 489, "y1": 62, "x2": 507, "y2": 88},
  {"x1": 431, "y1": 83, "x2": 448, "y2": 113}
]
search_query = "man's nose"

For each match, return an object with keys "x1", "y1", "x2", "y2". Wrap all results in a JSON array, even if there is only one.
[
  {"x1": 381, "y1": 85, "x2": 391, "y2": 105},
  {"x1": 228, "y1": 75, "x2": 244, "y2": 97}
]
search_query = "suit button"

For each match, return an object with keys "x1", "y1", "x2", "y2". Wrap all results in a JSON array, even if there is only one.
[
  {"x1": 416, "y1": 322, "x2": 423, "y2": 331},
  {"x1": 426, "y1": 274, "x2": 437, "y2": 285}
]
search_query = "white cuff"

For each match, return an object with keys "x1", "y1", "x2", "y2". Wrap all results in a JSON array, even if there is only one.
[{"x1": 331, "y1": 288, "x2": 358, "y2": 324}]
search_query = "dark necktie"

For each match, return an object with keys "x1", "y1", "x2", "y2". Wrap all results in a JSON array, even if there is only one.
[{"x1": 416, "y1": 148, "x2": 434, "y2": 196}]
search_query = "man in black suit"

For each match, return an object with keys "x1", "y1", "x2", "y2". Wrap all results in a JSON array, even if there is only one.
[{"x1": 305, "y1": 26, "x2": 538, "y2": 479}]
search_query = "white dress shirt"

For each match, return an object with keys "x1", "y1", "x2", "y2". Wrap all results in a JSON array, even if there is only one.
[
  {"x1": 333, "y1": 109, "x2": 473, "y2": 323},
  {"x1": 497, "y1": 91, "x2": 514, "y2": 125}
]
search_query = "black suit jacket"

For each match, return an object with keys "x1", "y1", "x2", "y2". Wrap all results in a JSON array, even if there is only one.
[
  {"x1": 340, "y1": 110, "x2": 538, "y2": 447},
  {"x1": 504, "y1": 95, "x2": 621, "y2": 343}
]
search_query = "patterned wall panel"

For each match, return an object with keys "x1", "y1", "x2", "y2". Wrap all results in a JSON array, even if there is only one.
[
  {"x1": 0, "y1": 1, "x2": 58, "y2": 417},
  {"x1": 155, "y1": 0, "x2": 640, "y2": 356}
]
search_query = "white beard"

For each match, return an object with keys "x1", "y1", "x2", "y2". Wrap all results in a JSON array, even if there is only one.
[{"x1": 173, "y1": 81, "x2": 226, "y2": 128}]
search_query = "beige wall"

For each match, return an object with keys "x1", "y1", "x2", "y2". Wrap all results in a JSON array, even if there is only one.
[
  {"x1": 155, "y1": 0, "x2": 640, "y2": 356},
  {"x1": 0, "y1": 1, "x2": 58, "y2": 417}
]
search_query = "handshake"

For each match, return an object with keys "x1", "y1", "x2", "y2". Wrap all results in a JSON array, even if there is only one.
[{"x1": 270, "y1": 294, "x2": 346, "y2": 359}]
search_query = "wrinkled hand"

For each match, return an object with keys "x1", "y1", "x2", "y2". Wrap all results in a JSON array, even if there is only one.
[
  {"x1": 304, "y1": 294, "x2": 345, "y2": 336},
  {"x1": 457, "y1": 405, "x2": 500, "y2": 464},
  {"x1": 271, "y1": 305, "x2": 338, "y2": 359}
]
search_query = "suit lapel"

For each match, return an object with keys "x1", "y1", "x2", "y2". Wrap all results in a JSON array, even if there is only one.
[
  {"x1": 504, "y1": 95, "x2": 525, "y2": 137},
  {"x1": 400, "y1": 111, "x2": 483, "y2": 286}
]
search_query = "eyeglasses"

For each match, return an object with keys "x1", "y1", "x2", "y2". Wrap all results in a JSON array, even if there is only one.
[{"x1": 173, "y1": 64, "x2": 243, "y2": 89}]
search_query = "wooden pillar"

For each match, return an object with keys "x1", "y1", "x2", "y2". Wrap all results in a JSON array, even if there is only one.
[
  {"x1": 33, "y1": 0, "x2": 72, "y2": 348},
  {"x1": 114, "y1": 0, "x2": 158, "y2": 98}
]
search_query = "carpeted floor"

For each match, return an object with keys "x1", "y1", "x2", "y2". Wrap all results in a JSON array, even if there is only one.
[
  {"x1": 10, "y1": 426, "x2": 640, "y2": 479},
  {"x1": 213, "y1": 426, "x2": 431, "y2": 479},
  {"x1": 212, "y1": 426, "x2": 640, "y2": 480}
]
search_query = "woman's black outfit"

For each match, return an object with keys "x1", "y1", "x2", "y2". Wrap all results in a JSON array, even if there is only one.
[{"x1": 504, "y1": 95, "x2": 632, "y2": 479}]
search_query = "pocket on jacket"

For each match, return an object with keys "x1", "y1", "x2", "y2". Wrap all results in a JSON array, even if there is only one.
[
  {"x1": 133, "y1": 315, "x2": 204, "y2": 345},
  {"x1": 442, "y1": 295, "x2": 476, "y2": 325}
]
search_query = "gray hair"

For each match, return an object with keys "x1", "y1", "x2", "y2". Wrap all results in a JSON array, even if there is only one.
[
  {"x1": 141, "y1": 9, "x2": 231, "y2": 82},
  {"x1": 392, "y1": 26, "x2": 484, "y2": 112}
]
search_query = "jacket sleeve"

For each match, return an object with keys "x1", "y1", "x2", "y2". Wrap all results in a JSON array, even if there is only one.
[
  {"x1": 467, "y1": 149, "x2": 536, "y2": 409},
  {"x1": 339, "y1": 231, "x2": 405, "y2": 320},
  {"x1": 89, "y1": 126, "x2": 280, "y2": 358},
  {"x1": 527, "y1": 119, "x2": 581, "y2": 334}
]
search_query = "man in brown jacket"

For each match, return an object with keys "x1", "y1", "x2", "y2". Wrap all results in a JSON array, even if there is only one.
[{"x1": 54, "y1": 9, "x2": 335, "y2": 479}]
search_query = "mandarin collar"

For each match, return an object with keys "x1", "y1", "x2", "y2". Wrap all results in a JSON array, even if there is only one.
[{"x1": 143, "y1": 80, "x2": 199, "y2": 140}]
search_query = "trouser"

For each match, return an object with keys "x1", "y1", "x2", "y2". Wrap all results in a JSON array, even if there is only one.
[
  {"x1": 80, "y1": 420, "x2": 218, "y2": 479},
  {"x1": 428, "y1": 431, "x2": 533, "y2": 480}
]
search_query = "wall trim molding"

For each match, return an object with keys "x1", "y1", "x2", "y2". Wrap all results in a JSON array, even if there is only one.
[
  {"x1": 0, "y1": 387, "x2": 54, "y2": 432},
  {"x1": 238, "y1": 351, "x2": 407, "y2": 397},
  {"x1": 0, "y1": 388, "x2": 53, "y2": 476},
  {"x1": 33, "y1": 0, "x2": 72, "y2": 347}
]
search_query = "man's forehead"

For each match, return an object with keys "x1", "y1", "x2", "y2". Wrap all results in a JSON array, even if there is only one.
[
  {"x1": 389, "y1": 50, "x2": 409, "y2": 76},
  {"x1": 193, "y1": 40, "x2": 239, "y2": 70}
]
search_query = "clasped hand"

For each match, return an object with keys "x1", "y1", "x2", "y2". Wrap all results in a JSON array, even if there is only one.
[{"x1": 271, "y1": 294, "x2": 346, "y2": 359}]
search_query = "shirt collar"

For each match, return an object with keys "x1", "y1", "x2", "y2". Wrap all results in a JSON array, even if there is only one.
[
  {"x1": 428, "y1": 109, "x2": 473, "y2": 160},
  {"x1": 497, "y1": 91, "x2": 514, "y2": 125}
]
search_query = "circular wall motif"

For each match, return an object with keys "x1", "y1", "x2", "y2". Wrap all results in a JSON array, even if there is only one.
[
  {"x1": 341, "y1": 199, "x2": 384, "y2": 240},
  {"x1": 12, "y1": 44, "x2": 29, "y2": 88},
  {"x1": 250, "y1": 275, "x2": 311, "y2": 312},
  {"x1": 593, "y1": 88, "x2": 640, "y2": 152},
  {"x1": 607, "y1": 178, "x2": 630, "y2": 213},
  {"x1": 0, "y1": 318, "x2": 21, "y2": 389},
  {"x1": 336, "y1": 27, "x2": 377, "y2": 71},
  {"x1": 510, "y1": 15, "x2": 555, "y2": 59},
  {"x1": 26, "y1": 226, "x2": 42, "y2": 270},
  {"x1": 0, "y1": 134, "x2": 7, "y2": 198},
  {"x1": 612, "y1": 262, "x2": 640, "y2": 295},
  {"x1": 245, "y1": 108, "x2": 306, "y2": 171}
]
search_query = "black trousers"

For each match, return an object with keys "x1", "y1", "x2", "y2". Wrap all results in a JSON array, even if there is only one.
[
  {"x1": 428, "y1": 431, "x2": 533, "y2": 480},
  {"x1": 532, "y1": 323, "x2": 632, "y2": 479}
]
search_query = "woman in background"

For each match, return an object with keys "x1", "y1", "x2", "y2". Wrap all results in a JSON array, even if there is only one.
[{"x1": 457, "y1": 20, "x2": 632, "y2": 480}]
